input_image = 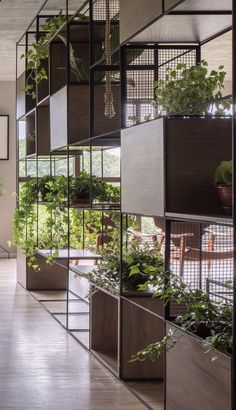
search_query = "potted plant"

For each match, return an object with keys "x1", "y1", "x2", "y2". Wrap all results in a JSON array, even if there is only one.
[
  {"x1": 122, "y1": 242, "x2": 164, "y2": 292},
  {"x1": 154, "y1": 60, "x2": 229, "y2": 116},
  {"x1": 214, "y1": 160, "x2": 232, "y2": 210},
  {"x1": 38, "y1": 175, "x2": 54, "y2": 201},
  {"x1": 70, "y1": 172, "x2": 91, "y2": 205}
]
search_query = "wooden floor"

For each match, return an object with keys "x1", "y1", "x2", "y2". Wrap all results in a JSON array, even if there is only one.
[{"x1": 0, "y1": 259, "x2": 146, "y2": 410}]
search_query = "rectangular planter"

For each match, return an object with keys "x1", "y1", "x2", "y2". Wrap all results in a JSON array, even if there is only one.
[
  {"x1": 50, "y1": 84, "x2": 120, "y2": 150},
  {"x1": 166, "y1": 323, "x2": 231, "y2": 410},
  {"x1": 121, "y1": 298, "x2": 164, "y2": 379},
  {"x1": 121, "y1": 117, "x2": 231, "y2": 217},
  {"x1": 17, "y1": 248, "x2": 67, "y2": 291},
  {"x1": 90, "y1": 288, "x2": 118, "y2": 373}
]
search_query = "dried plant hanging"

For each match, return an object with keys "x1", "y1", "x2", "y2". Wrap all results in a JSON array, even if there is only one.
[{"x1": 104, "y1": 0, "x2": 115, "y2": 118}]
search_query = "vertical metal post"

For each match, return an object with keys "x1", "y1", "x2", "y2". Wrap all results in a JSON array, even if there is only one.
[{"x1": 232, "y1": 1, "x2": 236, "y2": 409}]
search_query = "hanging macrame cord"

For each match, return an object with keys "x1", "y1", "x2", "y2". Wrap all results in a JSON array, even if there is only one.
[{"x1": 104, "y1": 0, "x2": 115, "y2": 118}]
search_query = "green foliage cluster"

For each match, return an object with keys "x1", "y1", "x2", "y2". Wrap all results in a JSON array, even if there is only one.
[
  {"x1": 214, "y1": 160, "x2": 232, "y2": 186},
  {"x1": 12, "y1": 173, "x2": 120, "y2": 268},
  {"x1": 130, "y1": 272, "x2": 232, "y2": 363},
  {"x1": 70, "y1": 171, "x2": 120, "y2": 203},
  {"x1": 86, "y1": 241, "x2": 165, "y2": 295},
  {"x1": 12, "y1": 180, "x2": 39, "y2": 269},
  {"x1": 154, "y1": 60, "x2": 230, "y2": 116},
  {"x1": 23, "y1": 11, "x2": 66, "y2": 98},
  {"x1": 122, "y1": 242, "x2": 164, "y2": 290}
]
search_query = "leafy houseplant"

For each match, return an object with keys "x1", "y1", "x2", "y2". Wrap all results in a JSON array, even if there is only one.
[
  {"x1": 122, "y1": 242, "x2": 164, "y2": 291},
  {"x1": 130, "y1": 272, "x2": 232, "y2": 363},
  {"x1": 70, "y1": 171, "x2": 91, "y2": 205},
  {"x1": 81, "y1": 242, "x2": 165, "y2": 295},
  {"x1": 214, "y1": 160, "x2": 232, "y2": 209},
  {"x1": 70, "y1": 171, "x2": 120, "y2": 205},
  {"x1": 154, "y1": 60, "x2": 230, "y2": 116}
]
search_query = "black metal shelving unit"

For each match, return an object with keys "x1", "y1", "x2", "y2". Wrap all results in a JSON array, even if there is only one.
[{"x1": 16, "y1": 0, "x2": 236, "y2": 409}]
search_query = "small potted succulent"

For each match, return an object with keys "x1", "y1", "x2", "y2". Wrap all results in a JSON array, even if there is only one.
[{"x1": 214, "y1": 160, "x2": 232, "y2": 210}]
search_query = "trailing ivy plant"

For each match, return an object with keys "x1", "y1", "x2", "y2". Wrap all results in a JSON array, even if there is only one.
[
  {"x1": 11, "y1": 179, "x2": 39, "y2": 269},
  {"x1": 130, "y1": 272, "x2": 232, "y2": 363},
  {"x1": 154, "y1": 60, "x2": 230, "y2": 116},
  {"x1": 23, "y1": 11, "x2": 67, "y2": 98}
]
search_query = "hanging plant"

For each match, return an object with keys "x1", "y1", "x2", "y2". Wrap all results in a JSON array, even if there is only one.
[
  {"x1": 22, "y1": 11, "x2": 67, "y2": 99},
  {"x1": 11, "y1": 179, "x2": 39, "y2": 269}
]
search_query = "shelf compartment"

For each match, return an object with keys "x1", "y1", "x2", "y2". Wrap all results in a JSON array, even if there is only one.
[
  {"x1": 90, "y1": 288, "x2": 119, "y2": 373},
  {"x1": 120, "y1": 0, "x2": 162, "y2": 44},
  {"x1": 166, "y1": 322, "x2": 231, "y2": 410},
  {"x1": 127, "y1": 381, "x2": 164, "y2": 410},
  {"x1": 50, "y1": 35, "x2": 67, "y2": 95},
  {"x1": 92, "y1": 80, "x2": 121, "y2": 139},
  {"x1": 50, "y1": 84, "x2": 90, "y2": 150},
  {"x1": 130, "y1": 0, "x2": 232, "y2": 44},
  {"x1": 37, "y1": 104, "x2": 51, "y2": 156},
  {"x1": 37, "y1": 59, "x2": 49, "y2": 103},
  {"x1": 165, "y1": 117, "x2": 232, "y2": 217},
  {"x1": 121, "y1": 298, "x2": 164, "y2": 379},
  {"x1": 69, "y1": 266, "x2": 91, "y2": 301}
]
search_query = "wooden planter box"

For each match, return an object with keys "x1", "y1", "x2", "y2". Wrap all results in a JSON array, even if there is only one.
[
  {"x1": 17, "y1": 248, "x2": 67, "y2": 291},
  {"x1": 50, "y1": 84, "x2": 120, "y2": 150},
  {"x1": 90, "y1": 288, "x2": 119, "y2": 373},
  {"x1": 121, "y1": 117, "x2": 231, "y2": 217},
  {"x1": 166, "y1": 323, "x2": 231, "y2": 410},
  {"x1": 121, "y1": 298, "x2": 164, "y2": 379}
]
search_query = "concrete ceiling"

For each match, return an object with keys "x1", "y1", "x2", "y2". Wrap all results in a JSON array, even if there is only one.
[{"x1": 0, "y1": 0, "x2": 86, "y2": 81}]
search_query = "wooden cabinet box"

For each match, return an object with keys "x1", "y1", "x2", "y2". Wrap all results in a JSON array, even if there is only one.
[
  {"x1": 121, "y1": 298, "x2": 164, "y2": 379},
  {"x1": 121, "y1": 117, "x2": 231, "y2": 218},
  {"x1": 121, "y1": 119, "x2": 165, "y2": 217},
  {"x1": 166, "y1": 323, "x2": 231, "y2": 410},
  {"x1": 90, "y1": 288, "x2": 118, "y2": 373},
  {"x1": 17, "y1": 248, "x2": 67, "y2": 291}
]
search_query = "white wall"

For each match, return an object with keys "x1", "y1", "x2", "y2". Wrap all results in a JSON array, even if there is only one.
[{"x1": 0, "y1": 82, "x2": 16, "y2": 257}]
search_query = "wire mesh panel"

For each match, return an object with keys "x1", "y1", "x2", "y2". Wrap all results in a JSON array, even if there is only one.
[
  {"x1": 123, "y1": 46, "x2": 198, "y2": 127},
  {"x1": 168, "y1": 220, "x2": 233, "y2": 300},
  {"x1": 92, "y1": 0, "x2": 119, "y2": 21}
]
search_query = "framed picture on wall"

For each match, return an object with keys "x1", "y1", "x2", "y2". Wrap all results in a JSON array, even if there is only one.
[{"x1": 0, "y1": 115, "x2": 9, "y2": 160}]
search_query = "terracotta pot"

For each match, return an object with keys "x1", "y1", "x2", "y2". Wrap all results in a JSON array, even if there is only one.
[{"x1": 216, "y1": 184, "x2": 232, "y2": 208}]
